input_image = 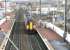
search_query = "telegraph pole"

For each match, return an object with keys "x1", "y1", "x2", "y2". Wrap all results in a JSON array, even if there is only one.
[
  {"x1": 64, "y1": 0, "x2": 67, "y2": 41},
  {"x1": 40, "y1": 0, "x2": 41, "y2": 17}
]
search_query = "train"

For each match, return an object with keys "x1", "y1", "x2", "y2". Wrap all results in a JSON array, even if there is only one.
[{"x1": 24, "y1": 14, "x2": 35, "y2": 33}]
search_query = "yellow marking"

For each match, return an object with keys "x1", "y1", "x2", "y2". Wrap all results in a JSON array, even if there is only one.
[{"x1": 29, "y1": 22, "x2": 33, "y2": 30}]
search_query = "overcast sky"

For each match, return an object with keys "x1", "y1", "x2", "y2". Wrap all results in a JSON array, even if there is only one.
[
  {"x1": 16, "y1": 0, "x2": 54, "y2": 1},
  {"x1": 16, "y1": 0, "x2": 64, "y2": 3}
]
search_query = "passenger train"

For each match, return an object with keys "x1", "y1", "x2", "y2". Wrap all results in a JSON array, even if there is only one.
[{"x1": 24, "y1": 14, "x2": 35, "y2": 33}]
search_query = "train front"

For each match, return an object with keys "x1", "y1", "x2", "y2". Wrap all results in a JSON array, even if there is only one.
[{"x1": 24, "y1": 15, "x2": 35, "y2": 33}]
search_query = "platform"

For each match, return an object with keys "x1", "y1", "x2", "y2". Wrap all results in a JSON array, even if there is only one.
[
  {"x1": 0, "y1": 19, "x2": 15, "y2": 50},
  {"x1": 34, "y1": 24, "x2": 70, "y2": 50}
]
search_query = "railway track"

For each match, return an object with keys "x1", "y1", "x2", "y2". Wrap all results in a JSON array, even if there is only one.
[
  {"x1": 5, "y1": 16, "x2": 48, "y2": 50},
  {"x1": 7, "y1": 22, "x2": 47, "y2": 50},
  {"x1": 5, "y1": 8, "x2": 48, "y2": 50}
]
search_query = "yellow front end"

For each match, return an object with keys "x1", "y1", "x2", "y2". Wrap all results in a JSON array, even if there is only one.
[{"x1": 26, "y1": 21, "x2": 33, "y2": 30}]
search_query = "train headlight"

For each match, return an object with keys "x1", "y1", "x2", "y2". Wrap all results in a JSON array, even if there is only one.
[{"x1": 26, "y1": 25, "x2": 29, "y2": 30}]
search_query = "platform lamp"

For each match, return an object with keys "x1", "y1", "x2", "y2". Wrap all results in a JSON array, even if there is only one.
[{"x1": 63, "y1": 0, "x2": 67, "y2": 42}]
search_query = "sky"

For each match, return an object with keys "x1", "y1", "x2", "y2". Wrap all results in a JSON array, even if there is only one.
[{"x1": 19, "y1": 0, "x2": 57, "y2": 1}]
